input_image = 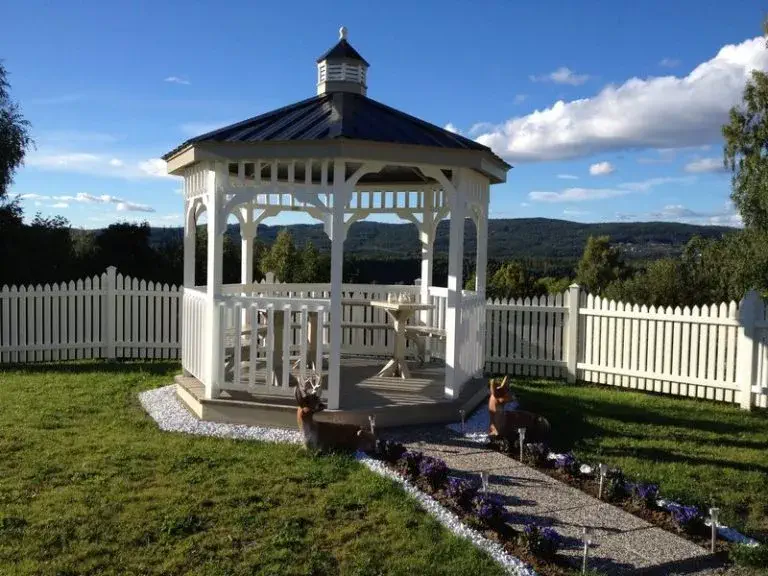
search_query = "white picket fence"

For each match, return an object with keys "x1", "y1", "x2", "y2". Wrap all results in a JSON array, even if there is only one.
[
  {"x1": 0, "y1": 267, "x2": 180, "y2": 362},
  {"x1": 2, "y1": 270, "x2": 767, "y2": 409}
]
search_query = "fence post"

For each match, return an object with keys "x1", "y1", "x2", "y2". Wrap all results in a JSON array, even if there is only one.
[
  {"x1": 736, "y1": 290, "x2": 759, "y2": 411},
  {"x1": 566, "y1": 283, "x2": 580, "y2": 383},
  {"x1": 105, "y1": 266, "x2": 117, "y2": 360}
]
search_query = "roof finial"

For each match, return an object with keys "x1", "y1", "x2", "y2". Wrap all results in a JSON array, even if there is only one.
[{"x1": 339, "y1": 26, "x2": 348, "y2": 40}]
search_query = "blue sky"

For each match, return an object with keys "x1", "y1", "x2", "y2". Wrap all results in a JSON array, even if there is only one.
[{"x1": 3, "y1": 0, "x2": 766, "y2": 229}]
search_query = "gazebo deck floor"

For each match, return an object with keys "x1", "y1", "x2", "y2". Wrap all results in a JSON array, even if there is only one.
[{"x1": 174, "y1": 356, "x2": 487, "y2": 429}]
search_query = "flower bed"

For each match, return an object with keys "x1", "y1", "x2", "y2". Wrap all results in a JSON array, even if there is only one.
[
  {"x1": 363, "y1": 440, "x2": 579, "y2": 576},
  {"x1": 488, "y1": 437, "x2": 762, "y2": 563}
]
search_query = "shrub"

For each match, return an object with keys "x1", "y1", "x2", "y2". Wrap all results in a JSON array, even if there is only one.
[
  {"x1": 374, "y1": 439, "x2": 406, "y2": 463},
  {"x1": 397, "y1": 451, "x2": 424, "y2": 480},
  {"x1": 523, "y1": 442, "x2": 549, "y2": 467},
  {"x1": 603, "y1": 468, "x2": 629, "y2": 502},
  {"x1": 730, "y1": 544, "x2": 768, "y2": 568},
  {"x1": 667, "y1": 503, "x2": 705, "y2": 533},
  {"x1": 445, "y1": 476, "x2": 479, "y2": 510},
  {"x1": 629, "y1": 482, "x2": 659, "y2": 508},
  {"x1": 418, "y1": 456, "x2": 449, "y2": 491},
  {"x1": 471, "y1": 493, "x2": 506, "y2": 529},
  {"x1": 519, "y1": 524, "x2": 562, "y2": 559}
]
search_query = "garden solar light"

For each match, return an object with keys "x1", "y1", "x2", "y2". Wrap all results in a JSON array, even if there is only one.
[
  {"x1": 709, "y1": 507, "x2": 720, "y2": 552},
  {"x1": 598, "y1": 463, "x2": 609, "y2": 500},
  {"x1": 581, "y1": 526, "x2": 593, "y2": 573},
  {"x1": 480, "y1": 470, "x2": 489, "y2": 493},
  {"x1": 518, "y1": 427, "x2": 526, "y2": 461},
  {"x1": 368, "y1": 414, "x2": 376, "y2": 435}
]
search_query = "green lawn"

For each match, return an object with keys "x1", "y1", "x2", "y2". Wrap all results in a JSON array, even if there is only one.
[
  {"x1": 512, "y1": 379, "x2": 768, "y2": 541},
  {"x1": 0, "y1": 361, "x2": 506, "y2": 576}
]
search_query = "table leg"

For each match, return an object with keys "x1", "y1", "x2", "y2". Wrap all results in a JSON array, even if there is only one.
[{"x1": 375, "y1": 309, "x2": 414, "y2": 379}]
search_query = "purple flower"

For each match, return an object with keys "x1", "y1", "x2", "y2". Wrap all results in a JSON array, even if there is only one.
[
  {"x1": 540, "y1": 527, "x2": 561, "y2": 544},
  {"x1": 519, "y1": 524, "x2": 561, "y2": 558},
  {"x1": 418, "y1": 456, "x2": 449, "y2": 490},
  {"x1": 668, "y1": 503, "x2": 701, "y2": 529},
  {"x1": 553, "y1": 452, "x2": 578, "y2": 474},
  {"x1": 472, "y1": 493, "x2": 505, "y2": 528},
  {"x1": 632, "y1": 483, "x2": 659, "y2": 507},
  {"x1": 446, "y1": 476, "x2": 478, "y2": 508}
]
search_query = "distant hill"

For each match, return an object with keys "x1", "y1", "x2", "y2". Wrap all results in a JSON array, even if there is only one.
[{"x1": 148, "y1": 218, "x2": 734, "y2": 262}]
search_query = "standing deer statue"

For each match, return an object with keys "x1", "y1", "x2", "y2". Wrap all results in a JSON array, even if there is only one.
[{"x1": 295, "y1": 372, "x2": 377, "y2": 452}]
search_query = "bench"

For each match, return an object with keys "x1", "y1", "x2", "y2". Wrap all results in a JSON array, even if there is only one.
[{"x1": 403, "y1": 324, "x2": 447, "y2": 364}]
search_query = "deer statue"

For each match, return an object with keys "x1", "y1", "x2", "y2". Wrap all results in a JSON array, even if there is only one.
[
  {"x1": 295, "y1": 372, "x2": 377, "y2": 452},
  {"x1": 488, "y1": 375, "x2": 550, "y2": 448}
]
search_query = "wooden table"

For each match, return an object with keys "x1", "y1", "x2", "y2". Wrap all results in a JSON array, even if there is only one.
[{"x1": 370, "y1": 300, "x2": 433, "y2": 379}]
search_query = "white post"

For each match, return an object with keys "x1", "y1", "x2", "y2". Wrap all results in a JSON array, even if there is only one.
[
  {"x1": 104, "y1": 265, "x2": 116, "y2": 359},
  {"x1": 240, "y1": 207, "x2": 256, "y2": 290},
  {"x1": 736, "y1": 290, "x2": 760, "y2": 410},
  {"x1": 183, "y1": 201, "x2": 196, "y2": 288},
  {"x1": 444, "y1": 171, "x2": 465, "y2": 399},
  {"x1": 205, "y1": 162, "x2": 224, "y2": 399},
  {"x1": 566, "y1": 283, "x2": 580, "y2": 383},
  {"x1": 420, "y1": 189, "x2": 434, "y2": 308},
  {"x1": 327, "y1": 161, "x2": 347, "y2": 410},
  {"x1": 475, "y1": 203, "x2": 488, "y2": 296}
]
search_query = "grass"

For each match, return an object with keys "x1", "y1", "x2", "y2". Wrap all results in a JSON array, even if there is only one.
[
  {"x1": 0, "y1": 361, "x2": 507, "y2": 576},
  {"x1": 511, "y1": 379, "x2": 768, "y2": 541}
]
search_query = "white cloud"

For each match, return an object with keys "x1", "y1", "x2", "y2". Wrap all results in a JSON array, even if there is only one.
[
  {"x1": 617, "y1": 175, "x2": 695, "y2": 192},
  {"x1": 164, "y1": 76, "x2": 190, "y2": 85},
  {"x1": 531, "y1": 67, "x2": 590, "y2": 86},
  {"x1": 138, "y1": 158, "x2": 171, "y2": 179},
  {"x1": 117, "y1": 201, "x2": 154, "y2": 213},
  {"x1": 475, "y1": 36, "x2": 768, "y2": 162},
  {"x1": 684, "y1": 157, "x2": 726, "y2": 173},
  {"x1": 618, "y1": 203, "x2": 742, "y2": 227},
  {"x1": 589, "y1": 161, "x2": 615, "y2": 176},
  {"x1": 530, "y1": 175, "x2": 695, "y2": 203},
  {"x1": 26, "y1": 150, "x2": 176, "y2": 180},
  {"x1": 444, "y1": 123, "x2": 461, "y2": 134},
  {"x1": 15, "y1": 192, "x2": 155, "y2": 213},
  {"x1": 659, "y1": 57, "x2": 681, "y2": 68},
  {"x1": 469, "y1": 122, "x2": 495, "y2": 137},
  {"x1": 530, "y1": 187, "x2": 628, "y2": 203},
  {"x1": 556, "y1": 174, "x2": 579, "y2": 180},
  {"x1": 514, "y1": 94, "x2": 527, "y2": 104},
  {"x1": 563, "y1": 209, "x2": 589, "y2": 216}
]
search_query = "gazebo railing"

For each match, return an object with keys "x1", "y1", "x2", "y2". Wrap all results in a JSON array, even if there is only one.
[
  {"x1": 181, "y1": 287, "x2": 208, "y2": 384},
  {"x1": 456, "y1": 291, "x2": 485, "y2": 388}
]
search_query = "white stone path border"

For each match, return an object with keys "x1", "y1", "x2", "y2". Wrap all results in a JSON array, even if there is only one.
[
  {"x1": 447, "y1": 405, "x2": 760, "y2": 548},
  {"x1": 139, "y1": 385, "x2": 535, "y2": 575}
]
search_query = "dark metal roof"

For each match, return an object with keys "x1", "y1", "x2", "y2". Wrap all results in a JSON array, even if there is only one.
[
  {"x1": 316, "y1": 38, "x2": 369, "y2": 66},
  {"x1": 162, "y1": 92, "x2": 509, "y2": 168}
]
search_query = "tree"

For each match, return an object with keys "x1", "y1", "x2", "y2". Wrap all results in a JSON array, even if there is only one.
[
  {"x1": 536, "y1": 276, "x2": 571, "y2": 295},
  {"x1": 260, "y1": 229, "x2": 297, "y2": 282},
  {"x1": 575, "y1": 236, "x2": 626, "y2": 294},
  {"x1": 296, "y1": 241, "x2": 324, "y2": 283},
  {"x1": 96, "y1": 222, "x2": 157, "y2": 278},
  {"x1": 488, "y1": 261, "x2": 541, "y2": 300},
  {"x1": 0, "y1": 62, "x2": 33, "y2": 199},
  {"x1": 723, "y1": 20, "x2": 768, "y2": 230}
]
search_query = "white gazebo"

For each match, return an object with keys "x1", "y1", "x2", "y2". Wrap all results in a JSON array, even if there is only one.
[{"x1": 165, "y1": 28, "x2": 510, "y2": 427}]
